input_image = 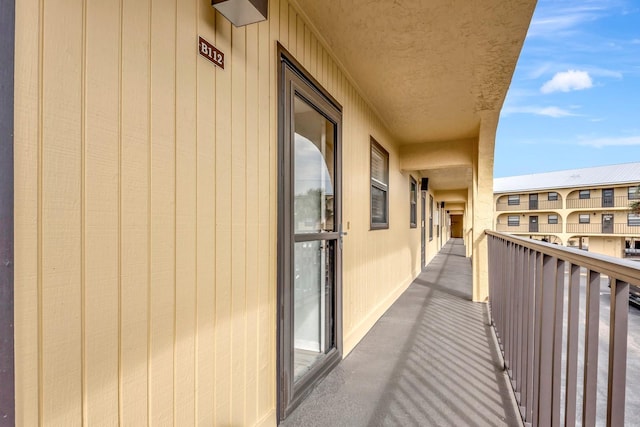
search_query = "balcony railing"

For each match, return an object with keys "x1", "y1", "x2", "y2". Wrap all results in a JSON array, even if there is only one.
[
  {"x1": 566, "y1": 196, "x2": 634, "y2": 209},
  {"x1": 496, "y1": 223, "x2": 562, "y2": 233},
  {"x1": 566, "y1": 222, "x2": 640, "y2": 235},
  {"x1": 487, "y1": 230, "x2": 640, "y2": 426},
  {"x1": 497, "y1": 199, "x2": 562, "y2": 211}
]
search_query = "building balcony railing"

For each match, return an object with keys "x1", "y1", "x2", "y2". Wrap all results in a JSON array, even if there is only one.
[
  {"x1": 496, "y1": 223, "x2": 562, "y2": 233},
  {"x1": 487, "y1": 230, "x2": 640, "y2": 426},
  {"x1": 566, "y1": 196, "x2": 636, "y2": 209},
  {"x1": 496, "y1": 199, "x2": 562, "y2": 211},
  {"x1": 566, "y1": 222, "x2": 640, "y2": 235}
]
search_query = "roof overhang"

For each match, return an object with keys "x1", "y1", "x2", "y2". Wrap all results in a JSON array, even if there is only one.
[{"x1": 292, "y1": 0, "x2": 536, "y2": 146}]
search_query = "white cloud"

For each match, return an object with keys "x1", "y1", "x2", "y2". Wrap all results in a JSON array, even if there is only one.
[
  {"x1": 527, "y1": 4, "x2": 608, "y2": 38},
  {"x1": 536, "y1": 107, "x2": 578, "y2": 117},
  {"x1": 632, "y1": 39, "x2": 640, "y2": 44},
  {"x1": 541, "y1": 70, "x2": 593, "y2": 93},
  {"x1": 577, "y1": 136, "x2": 640, "y2": 147},
  {"x1": 586, "y1": 66, "x2": 623, "y2": 79},
  {"x1": 527, "y1": 63, "x2": 553, "y2": 79},
  {"x1": 502, "y1": 105, "x2": 578, "y2": 118}
]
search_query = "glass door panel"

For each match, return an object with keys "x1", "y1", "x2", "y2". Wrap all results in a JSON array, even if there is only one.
[
  {"x1": 293, "y1": 240, "x2": 334, "y2": 380},
  {"x1": 292, "y1": 94, "x2": 336, "y2": 381},
  {"x1": 294, "y1": 96, "x2": 335, "y2": 234}
]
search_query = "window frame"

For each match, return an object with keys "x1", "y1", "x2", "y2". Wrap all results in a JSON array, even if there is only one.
[
  {"x1": 579, "y1": 214, "x2": 591, "y2": 224},
  {"x1": 507, "y1": 215, "x2": 520, "y2": 226},
  {"x1": 629, "y1": 186, "x2": 640, "y2": 200},
  {"x1": 548, "y1": 214, "x2": 558, "y2": 225},
  {"x1": 409, "y1": 176, "x2": 417, "y2": 228},
  {"x1": 370, "y1": 137, "x2": 389, "y2": 230},
  {"x1": 579, "y1": 190, "x2": 590, "y2": 199},
  {"x1": 548, "y1": 192, "x2": 558, "y2": 201},
  {"x1": 629, "y1": 213, "x2": 640, "y2": 227},
  {"x1": 507, "y1": 195, "x2": 520, "y2": 206}
]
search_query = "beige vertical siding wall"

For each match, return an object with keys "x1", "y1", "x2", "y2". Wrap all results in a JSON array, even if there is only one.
[{"x1": 14, "y1": 0, "x2": 432, "y2": 425}]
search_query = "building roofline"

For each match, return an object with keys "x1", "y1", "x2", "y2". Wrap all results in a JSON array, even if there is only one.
[{"x1": 494, "y1": 162, "x2": 640, "y2": 194}]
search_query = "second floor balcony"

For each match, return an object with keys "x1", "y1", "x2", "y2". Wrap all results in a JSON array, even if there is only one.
[
  {"x1": 285, "y1": 234, "x2": 640, "y2": 426},
  {"x1": 567, "y1": 222, "x2": 640, "y2": 235},
  {"x1": 567, "y1": 195, "x2": 637, "y2": 209},
  {"x1": 497, "y1": 198, "x2": 562, "y2": 211},
  {"x1": 496, "y1": 223, "x2": 562, "y2": 233}
]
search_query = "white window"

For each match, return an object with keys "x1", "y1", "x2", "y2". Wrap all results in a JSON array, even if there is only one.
[
  {"x1": 508, "y1": 216, "x2": 520, "y2": 226},
  {"x1": 548, "y1": 192, "x2": 558, "y2": 201},
  {"x1": 508, "y1": 195, "x2": 520, "y2": 205},
  {"x1": 548, "y1": 215, "x2": 558, "y2": 224},
  {"x1": 629, "y1": 214, "x2": 640, "y2": 227},
  {"x1": 579, "y1": 190, "x2": 590, "y2": 199},
  {"x1": 579, "y1": 214, "x2": 590, "y2": 224}
]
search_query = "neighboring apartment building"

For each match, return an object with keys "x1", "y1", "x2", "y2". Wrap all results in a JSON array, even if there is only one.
[
  {"x1": 494, "y1": 162, "x2": 640, "y2": 258},
  {"x1": 1, "y1": 0, "x2": 536, "y2": 425}
]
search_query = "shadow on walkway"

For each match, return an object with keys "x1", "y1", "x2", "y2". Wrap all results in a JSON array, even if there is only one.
[{"x1": 281, "y1": 239, "x2": 520, "y2": 427}]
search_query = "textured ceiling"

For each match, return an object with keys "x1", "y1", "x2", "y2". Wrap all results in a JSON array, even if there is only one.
[
  {"x1": 293, "y1": 0, "x2": 536, "y2": 144},
  {"x1": 420, "y1": 166, "x2": 472, "y2": 192}
]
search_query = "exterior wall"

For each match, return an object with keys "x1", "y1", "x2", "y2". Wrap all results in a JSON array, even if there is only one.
[
  {"x1": 588, "y1": 236, "x2": 625, "y2": 258},
  {"x1": 13, "y1": 0, "x2": 435, "y2": 424}
]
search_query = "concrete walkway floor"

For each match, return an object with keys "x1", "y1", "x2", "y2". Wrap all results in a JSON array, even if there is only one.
[{"x1": 281, "y1": 239, "x2": 521, "y2": 427}]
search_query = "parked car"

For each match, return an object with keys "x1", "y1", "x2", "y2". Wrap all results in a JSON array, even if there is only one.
[
  {"x1": 630, "y1": 285, "x2": 640, "y2": 307},
  {"x1": 608, "y1": 279, "x2": 640, "y2": 307}
]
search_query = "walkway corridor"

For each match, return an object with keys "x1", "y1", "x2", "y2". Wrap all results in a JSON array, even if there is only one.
[{"x1": 281, "y1": 239, "x2": 521, "y2": 427}]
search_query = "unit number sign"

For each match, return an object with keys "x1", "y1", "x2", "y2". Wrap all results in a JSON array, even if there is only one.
[{"x1": 199, "y1": 36, "x2": 224, "y2": 69}]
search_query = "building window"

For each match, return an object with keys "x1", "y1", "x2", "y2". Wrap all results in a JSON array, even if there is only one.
[
  {"x1": 629, "y1": 213, "x2": 640, "y2": 226},
  {"x1": 429, "y1": 195, "x2": 434, "y2": 241},
  {"x1": 579, "y1": 214, "x2": 590, "y2": 224},
  {"x1": 548, "y1": 215, "x2": 558, "y2": 224},
  {"x1": 629, "y1": 186, "x2": 640, "y2": 200},
  {"x1": 507, "y1": 216, "x2": 520, "y2": 226},
  {"x1": 508, "y1": 195, "x2": 520, "y2": 205},
  {"x1": 548, "y1": 192, "x2": 558, "y2": 201},
  {"x1": 579, "y1": 190, "x2": 590, "y2": 199},
  {"x1": 370, "y1": 137, "x2": 389, "y2": 229},
  {"x1": 409, "y1": 177, "x2": 417, "y2": 228}
]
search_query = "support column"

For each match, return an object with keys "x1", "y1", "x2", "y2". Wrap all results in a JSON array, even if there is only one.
[
  {"x1": 472, "y1": 112, "x2": 499, "y2": 302},
  {"x1": 466, "y1": 187, "x2": 473, "y2": 258}
]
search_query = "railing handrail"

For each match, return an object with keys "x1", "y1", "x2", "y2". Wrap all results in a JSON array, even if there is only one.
[
  {"x1": 566, "y1": 222, "x2": 636, "y2": 225},
  {"x1": 486, "y1": 230, "x2": 637, "y2": 426},
  {"x1": 485, "y1": 230, "x2": 640, "y2": 286}
]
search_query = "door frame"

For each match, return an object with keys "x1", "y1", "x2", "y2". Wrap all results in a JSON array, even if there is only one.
[
  {"x1": 0, "y1": 0, "x2": 15, "y2": 423},
  {"x1": 276, "y1": 44, "x2": 343, "y2": 421},
  {"x1": 602, "y1": 213, "x2": 614, "y2": 233},
  {"x1": 421, "y1": 193, "x2": 426, "y2": 269},
  {"x1": 529, "y1": 215, "x2": 538, "y2": 233}
]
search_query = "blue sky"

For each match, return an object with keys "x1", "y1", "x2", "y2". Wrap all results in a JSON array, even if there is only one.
[{"x1": 494, "y1": 0, "x2": 640, "y2": 178}]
